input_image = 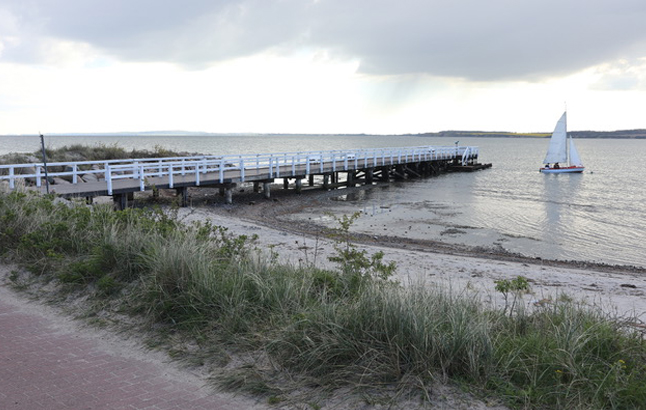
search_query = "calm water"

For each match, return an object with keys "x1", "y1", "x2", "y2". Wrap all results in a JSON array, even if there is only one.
[{"x1": 2, "y1": 134, "x2": 645, "y2": 267}]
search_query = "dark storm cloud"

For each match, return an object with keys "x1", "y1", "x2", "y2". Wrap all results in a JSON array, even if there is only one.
[{"x1": 2, "y1": 0, "x2": 646, "y2": 81}]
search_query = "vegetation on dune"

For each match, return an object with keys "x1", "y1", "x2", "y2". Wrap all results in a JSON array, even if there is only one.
[
  {"x1": 42, "y1": 143, "x2": 184, "y2": 162},
  {"x1": 1, "y1": 190, "x2": 646, "y2": 409},
  {"x1": 0, "y1": 143, "x2": 184, "y2": 166}
]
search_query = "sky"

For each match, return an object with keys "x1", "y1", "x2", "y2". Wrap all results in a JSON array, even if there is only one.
[{"x1": 2, "y1": 0, "x2": 646, "y2": 135}]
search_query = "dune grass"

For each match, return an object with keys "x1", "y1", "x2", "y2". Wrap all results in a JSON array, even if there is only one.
[
  {"x1": 41, "y1": 143, "x2": 184, "y2": 162},
  {"x1": 1, "y1": 190, "x2": 645, "y2": 408},
  {"x1": 0, "y1": 142, "x2": 184, "y2": 167}
]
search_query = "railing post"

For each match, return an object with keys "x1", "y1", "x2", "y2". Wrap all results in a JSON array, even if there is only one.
[
  {"x1": 106, "y1": 165, "x2": 113, "y2": 195},
  {"x1": 36, "y1": 167, "x2": 42, "y2": 187},
  {"x1": 139, "y1": 165, "x2": 145, "y2": 191},
  {"x1": 219, "y1": 158, "x2": 225, "y2": 183},
  {"x1": 9, "y1": 167, "x2": 15, "y2": 189},
  {"x1": 240, "y1": 159, "x2": 245, "y2": 182},
  {"x1": 195, "y1": 162, "x2": 201, "y2": 186},
  {"x1": 168, "y1": 164, "x2": 174, "y2": 188},
  {"x1": 72, "y1": 164, "x2": 78, "y2": 184}
]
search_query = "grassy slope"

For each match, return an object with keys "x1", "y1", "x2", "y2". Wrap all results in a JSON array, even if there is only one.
[{"x1": 1, "y1": 190, "x2": 646, "y2": 409}]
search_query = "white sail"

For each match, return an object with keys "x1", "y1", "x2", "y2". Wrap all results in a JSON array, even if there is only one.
[
  {"x1": 568, "y1": 136, "x2": 583, "y2": 167},
  {"x1": 543, "y1": 112, "x2": 568, "y2": 164}
]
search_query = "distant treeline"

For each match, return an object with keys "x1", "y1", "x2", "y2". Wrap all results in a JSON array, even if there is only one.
[{"x1": 416, "y1": 130, "x2": 646, "y2": 139}]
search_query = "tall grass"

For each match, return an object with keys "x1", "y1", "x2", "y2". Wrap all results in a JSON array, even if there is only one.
[
  {"x1": 0, "y1": 143, "x2": 186, "y2": 167},
  {"x1": 1, "y1": 190, "x2": 645, "y2": 408},
  {"x1": 41, "y1": 143, "x2": 185, "y2": 162}
]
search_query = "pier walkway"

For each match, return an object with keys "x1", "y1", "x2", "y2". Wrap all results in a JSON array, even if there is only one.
[{"x1": 0, "y1": 145, "x2": 490, "y2": 209}]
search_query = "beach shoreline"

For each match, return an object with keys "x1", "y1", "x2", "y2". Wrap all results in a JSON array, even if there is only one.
[
  {"x1": 169, "y1": 184, "x2": 646, "y2": 320},
  {"x1": 181, "y1": 183, "x2": 646, "y2": 274}
]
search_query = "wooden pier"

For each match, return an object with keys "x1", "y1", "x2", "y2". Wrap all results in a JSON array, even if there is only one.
[{"x1": 0, "y1": 146, "x2": 490, "y2": 209}]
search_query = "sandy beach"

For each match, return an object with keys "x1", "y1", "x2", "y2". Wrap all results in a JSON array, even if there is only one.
[{"x1": 176, "y1": 184, "x2": 646, "y2": 321}]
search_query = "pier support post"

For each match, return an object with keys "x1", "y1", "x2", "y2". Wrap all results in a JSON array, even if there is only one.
[
  {"x1": 323, "y1": 174, "x2": 330, "y2": 190},
  {"x1": 263, "y1": 182, "x2": 271, "y2": 199},
  {"x1": 422, "y1": 162, "x2": 431, "y2": 177},
  {"x1": 283, "y1": 178, "x2": 289, "y2": 189},
  {"x1": 295, "y1": 178, "x2": 303, "y2": 194},
  {"x1": 380, "y1": 167, "x2": 390, "y2": 181},
  {"x1": 176, "y1": 187, "x2": 189, "y2": 207},
  {"x1": 225, "y1": 186, "x2": 233, "y2": 204},
  {"x1": 219, "y1": 186, "x2": 225, "y2": 196},
  {"x1": 309, "y1": 175, "x2": 315, "y2": 187},
  {"x1": 113, "y1": 194, "x2": 127, "y2": 211},
  {"x1": 394, "y1": 165, "x2": 406, "y2": 180},
  {"x1": 347, "y1": 172, "x2": 355, "y2": 187},
  {"x1": 253, "y1": 182, "x2": 261, "y2": 193},
  {"x1": 366, "y1": 168, "x2": 374, "y2": 184}
]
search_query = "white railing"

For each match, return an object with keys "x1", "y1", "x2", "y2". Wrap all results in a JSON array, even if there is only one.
[{"x1": 0, "y1": 145, "x2": 478, "y2": 195}]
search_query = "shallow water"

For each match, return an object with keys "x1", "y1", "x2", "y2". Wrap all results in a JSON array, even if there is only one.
[
  {"x1": 2, "y1": 134, "x2": 645, "y2": 267},
  {"x1": 302, "y1": 138, "x2": 646, "y2": 268}
]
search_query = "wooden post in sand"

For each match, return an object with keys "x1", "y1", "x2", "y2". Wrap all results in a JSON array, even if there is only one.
[
  {"x1": 224, "y1": 186, "x2": 233, "y2": 204},
  {"x1": 263, "y1": 182, "x2": 271, "y2": 199}
]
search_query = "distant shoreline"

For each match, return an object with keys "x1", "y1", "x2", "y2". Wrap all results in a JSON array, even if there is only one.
[{"x1": 2, "y1": 130, "x2": 646, "y2": 139}]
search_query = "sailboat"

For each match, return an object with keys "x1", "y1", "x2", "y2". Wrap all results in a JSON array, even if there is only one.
[{"x1": 539, "y1": 111, "x2": 584, "y2": 173}]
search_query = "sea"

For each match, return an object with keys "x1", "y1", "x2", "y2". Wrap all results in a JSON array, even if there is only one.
[{"x1": 1, "y1": 134, "x2": 645, "y2": 268}]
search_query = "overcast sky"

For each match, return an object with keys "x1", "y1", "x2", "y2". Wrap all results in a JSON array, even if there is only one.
[{"x1": 2, "y1": 0, "x2": 646, "y2": 134}]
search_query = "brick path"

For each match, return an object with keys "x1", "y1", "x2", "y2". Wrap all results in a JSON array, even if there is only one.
[{"x1": 0, "y1": 284, "x2": 266, "y2": 410}]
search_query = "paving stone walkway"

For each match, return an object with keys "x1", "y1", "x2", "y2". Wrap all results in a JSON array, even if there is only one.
[{"x1": 0, "y1": 283, "x2": 266, "y2": 410}]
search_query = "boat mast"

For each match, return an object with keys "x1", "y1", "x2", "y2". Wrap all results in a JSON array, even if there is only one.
[
  {"x1": 564, "y1": 107, "x2": 570, "y2": 166},
  {"x1": 565, "y1": 111, "x2": 572, "y2": 167}
]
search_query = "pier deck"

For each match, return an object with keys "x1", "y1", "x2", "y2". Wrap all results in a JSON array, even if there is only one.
[{"x1": 1, "y1": 145, "x2": 490, "y2": 209}]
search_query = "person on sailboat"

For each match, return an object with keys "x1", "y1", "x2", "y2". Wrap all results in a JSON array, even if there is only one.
[
  {"x1": 554, "y1": 163, "x2": 560, "y2": 169},
  {"x1": 545, "y1": 164, "x2": 550, "y2": 169}
]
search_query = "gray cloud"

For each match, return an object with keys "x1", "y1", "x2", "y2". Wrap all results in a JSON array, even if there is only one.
[{"x1": 2, "y1": 0, "x2": 646, "y2": 81}]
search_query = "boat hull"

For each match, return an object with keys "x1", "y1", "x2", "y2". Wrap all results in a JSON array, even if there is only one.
[{"x1": 540, "y1": 166, "x2": 584, "y2": 174}]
